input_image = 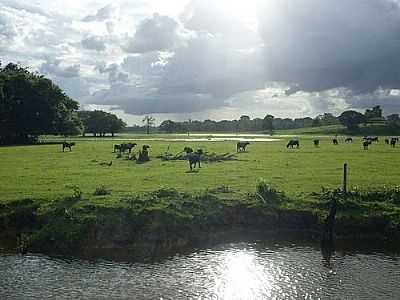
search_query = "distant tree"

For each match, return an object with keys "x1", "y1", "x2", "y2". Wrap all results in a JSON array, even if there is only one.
[
  {"x1": 160, "y1": 120, "x2": 185, "y2": 133},
  {"x1": 262, "y1": 114, "x2": 274, "y2": 134},
  {"x1": 78, "y1": 110, "x2": 125, "y2": 136},
  {"x1": 387, "y1": 114, "x2": 400, "y2": 128},
  {"x1": 0, "y1": 62, "x2": 80, "y2": 144},
  {"x1": 338, "y1": 110, "x2": 366, "y2": 131},
  {"x1": 364, "y1": 105, "x2": 383, "y2": 121},
  {"x1": 142, "y1": 115, "x2": 155, "y2": 134},
  {"x1": 315, "y1": 113, "x2": 339, "y2": 126},
  {"x1": 239, "y1": 115, "x2": 251, "y2": 131}
]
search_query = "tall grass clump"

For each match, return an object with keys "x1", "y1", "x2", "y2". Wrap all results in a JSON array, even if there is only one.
[{"x1": 255, "y1": 178, "x2": 284, "y2": 205}]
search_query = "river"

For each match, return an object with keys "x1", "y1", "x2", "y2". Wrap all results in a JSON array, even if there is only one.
[{"x1": 1, "y1": 240, "x2": 399, "y2": 299}]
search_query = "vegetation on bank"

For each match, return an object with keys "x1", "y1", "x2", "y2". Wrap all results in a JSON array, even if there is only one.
[{"x1": 1, "y1": 182, "x2": 400, "y2": 256}]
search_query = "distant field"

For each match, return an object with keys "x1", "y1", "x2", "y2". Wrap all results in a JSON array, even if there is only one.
[{"x1": 1, "y1": 134, "x2": 399, "y2": 205}]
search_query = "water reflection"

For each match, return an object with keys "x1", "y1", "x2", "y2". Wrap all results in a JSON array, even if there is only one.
[
  {"x1": 1, "y1": 241, "x2": 399, "y2": 299},
  {"x1": 214, "y1": 250, "x2": 274, "y2": 299}
]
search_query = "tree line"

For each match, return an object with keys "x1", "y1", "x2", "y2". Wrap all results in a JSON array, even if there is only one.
[
  {"x1": 155, "y1": 106, "x2": 400, "y2": 134},
  {"x1": 2, "y1": 61, "x2": 400, "y2": 144}
]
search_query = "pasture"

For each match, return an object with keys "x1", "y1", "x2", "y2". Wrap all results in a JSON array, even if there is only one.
[{"x1": 0, "y1": 134, "x2": 399, "y2": 205}]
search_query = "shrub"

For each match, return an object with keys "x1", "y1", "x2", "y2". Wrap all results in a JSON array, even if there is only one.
[{"x1": 255, "y1": 178, "x2": 283, "y2": 205}]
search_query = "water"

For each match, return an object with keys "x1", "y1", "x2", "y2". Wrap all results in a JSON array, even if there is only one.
[{"x1": 1, "y1": 241, "x2": 399, "y2": 299}]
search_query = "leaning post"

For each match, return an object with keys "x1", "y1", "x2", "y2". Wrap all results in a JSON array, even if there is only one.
[{"x1": 343, "y1": 163, "x2": 348, "y2": 193}]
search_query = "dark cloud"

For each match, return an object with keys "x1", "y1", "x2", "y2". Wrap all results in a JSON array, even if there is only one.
[
  {"x1": 40, "y1": 58, "x2": 80, "y2": 78},
  {"x1": 81, "y1": 35, "x2": 106, "y2": 51},
  {"x1": 123, "y1": 13, "x2": 183, "y2": 53},
  {"x1": 259, "y1": 0, "x2": 400, "y2": 94}
]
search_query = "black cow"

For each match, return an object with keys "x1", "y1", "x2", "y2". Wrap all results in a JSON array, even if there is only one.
[
  {"x1": 114, "y1": 143, "x2": 137, "y2": 153},
  {"x1": 313, "y1": 139, "x2": 320, "y2": 147},
  {"x1": 385, "y1": 138, "x2": 390, "y2": 144},
  {"x1": 364, "y1": 136, "x2": 379, "y2": 143},
  {"x1": 237, "y1": 141, "x2": 250, "y2": 152},
  {"x1": 286, "y1": 139, "x2": 300, "y2": 148},
  {"x1": 345, "y1": 138, "x2": 353, "y2": 143},
  {"x1": 184, "y1": 147, "x2": 202, "y2": 171},
  {"x1": 62, "y1": 142, "x2": 75, "y2": 152},
  {"x1": 332, "y1": 139, "x2": 339, "y2": 145},
  {"x1": 390, "y1": 138, "x2": 398, "y2": 148},
  {"x1": 363, "y1": 140, "x2": 371, "y2": 150}
]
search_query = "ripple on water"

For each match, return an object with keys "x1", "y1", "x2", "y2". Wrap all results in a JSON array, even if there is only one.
[{"x1": 0, "y1": 242, "x2": 399, "y2": 299}]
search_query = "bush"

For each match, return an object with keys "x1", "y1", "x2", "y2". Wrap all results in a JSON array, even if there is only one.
[{"x1": 255, "y1": 178, "x2": 283, "y2": 205}]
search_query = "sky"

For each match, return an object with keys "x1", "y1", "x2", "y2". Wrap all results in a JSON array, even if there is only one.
[{"x1": 2, "y1": 0, "x2": 400, "y2": 125}]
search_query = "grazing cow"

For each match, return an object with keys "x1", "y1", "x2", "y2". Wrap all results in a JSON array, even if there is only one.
[
  {"x1": 345, "y1": 138, "x2": 353, "y2": 143},
  {"x1": 62, "y1": 142, "x2": 75, "y2": 152},
  {"x1": 313, "y1": 139, "x2": 320, "y2": 147},
  {"x1": 184, "y1": 147, "x2": 202, "y2": 171},
  {"x1": 364, "y1": 136, "x2": 379, "y2": 143},
  {"x1": 237, "y1": 141, "x2": 250, "y2": 152},
  {"x1": 390, "y1": 138, "x2": 397, "y2": 148},
  {"x1": 286, "y1": 139, "x2": 300, "y2": 148},
  {"x1": 363, "y1": 140, "x2": 371, "y2": 150},
  {"x1": 385, "y1": 138, "x2": 390, "y2": 144},
  {"x1": 332, "y1": 139, "x2": 339, "y2": 145},
  {"x1": 114, "y1": 143, "x2": 137, "y2": 153}
]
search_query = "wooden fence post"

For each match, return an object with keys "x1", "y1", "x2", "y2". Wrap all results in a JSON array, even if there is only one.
[{"x1": 343, "y1": 163, "x2": 348, "y2": 193}]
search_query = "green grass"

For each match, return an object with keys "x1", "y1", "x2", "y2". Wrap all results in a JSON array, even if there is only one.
[{"x1": 1, "y1": 134, "x2": 400, "y2": 206}]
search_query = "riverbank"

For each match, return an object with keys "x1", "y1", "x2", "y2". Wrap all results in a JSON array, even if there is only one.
[{"x1": 1, "y1": 186, "x2": 400, "y2": 260}]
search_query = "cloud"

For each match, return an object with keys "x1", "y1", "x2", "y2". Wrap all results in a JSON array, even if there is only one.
[
  {"x1": 0, "y1": 12, "x2": 17, "y2": 49},
  {"x1": 95, "y1": 62, "x2": 130, "y2": 84},
  {"x1": 123, "y1": 13, "x2": 184, "y2": 53},
  {"x1": 81, "y1": 35, "x2": 106, "y2": 51},
  {"x1": 259, "y1": 0, "x2": 400, "y2": 94},
  {"x1": 82, "y1": 4, "x2": 117, "y2": 22},
  {"x1": 40, "y1": 58, "x2": 80, "y2": 78},
  {"x1": 4, "y1": 0, "x2": 400, "y2": 121}
]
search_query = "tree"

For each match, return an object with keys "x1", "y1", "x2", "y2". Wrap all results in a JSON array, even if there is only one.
[
  {"x1": 239, "y1": 115, "x2": 251, "y2": 131},
  {"x1": 387, "y1": 114, "x2": 400, "y2": 128},
  {"x1": 142, "y1": 115, "x2": 155, "y2": 134},
  {"x1": 364, "y1": 105, "x2": 383, "y2": 122},
  {"x1": 0, "y1": 62, "x2": 80, "y2": 144},
  {"x1": 78, "y1": 110, "x2": 126, "y2": 137},
  {"x1": 262, "y1": 114, "x2": 274, "y2": 134},
  {"x1": 338, "y1": 110, "x2": 366, "y2": 131}
]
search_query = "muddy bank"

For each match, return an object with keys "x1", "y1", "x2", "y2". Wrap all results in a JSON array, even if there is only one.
[{"x1": 1, "y1": 191, "x2": 399, "y2": 260}]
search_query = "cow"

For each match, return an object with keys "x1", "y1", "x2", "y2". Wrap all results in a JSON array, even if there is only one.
[
  {"x1": 390, "y1": 138, "x2": 398, "y2": 148},
  {"x1": 364, "y1": 136, "x2": 379, "y2": 143},
  {"x1": 62, "y1": 142, "x2": 75, "y2": 152},
  {"x1": 286, "y1": 139, "x2": 300, "y2": 148},
  {"x1": 345, "y1": 138, "x2": 353, "y2": 143},
  {"x1": 363, "y1": 140, "x2": 371, "y2": 150},
  {"x1": 184, "y1": 147, "x2": 202, "y2": 171},
  {"x1": 313, "y1": 139, "x2": 320, "y2": 147},
  {"x1": 114, "y1": 143, "x2": 137, "y2": 153},
  {"x1": 385, "y1": 138, "x2": 390, "y2": 145},
  {"x1": 237, "y1": 141, "x2": 250, "y2": 152},
  {"x1": 332, "y1": 139, "x2": 339, "y2": 145}
]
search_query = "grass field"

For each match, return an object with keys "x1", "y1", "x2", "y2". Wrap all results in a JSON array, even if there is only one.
[{"x1": 1, "y1": 133, "x2": 399, "y2": 206}]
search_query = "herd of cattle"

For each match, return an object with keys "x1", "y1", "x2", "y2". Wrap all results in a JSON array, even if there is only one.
[
  {"x1": 286, "y1": 136, "x2": 399, "y2": 150},
  {"x1": 61, "y1": 136, "x2": 398, "y2": 171}
]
